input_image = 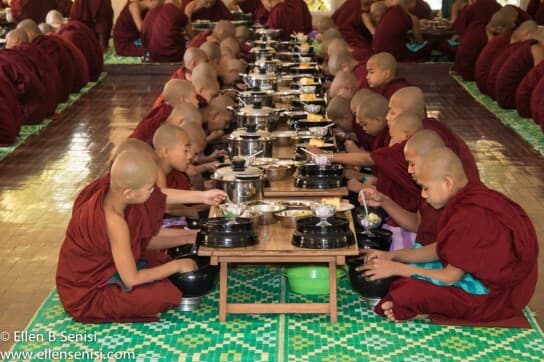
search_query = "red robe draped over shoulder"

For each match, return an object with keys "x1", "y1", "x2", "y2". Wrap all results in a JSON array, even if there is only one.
[
  {"x1": 266, "y1": 0, "x2": 312, "y2": 41},
  {"x1": 353, "y1": 61, "x2": 370, "y2": 89},
  {"x1": 187, "y1": 30, "x2": 211, "y2": 48},
  {"x1": 70, "y1": 0, "x2": 114, "y2": 43},
  {"x1": 113, "y1": 1, "x2": 146, "y2": 57},
  {"x1": 167, "y1": 170, "x2": 192, "y2": 190},
  {"x1": 455, "y1": 23, "x2": 488, "y2": 81},
  {"x1": 58, "y1": 20, "x2": 104, "y2": 82},
  {"x1": 0, "y1": 74, "x2": 24, "y2": 146},
  {"x1": 486, "y1": 41, "x2": 525, "y2": 100},
  {"x1": 376, "y1": 182, "x2": 538, "y2": 322},
  {"x1": 129, "y1": 101, "x2": 174, "y2": 146},
  {"x1": 141, "y1": 3, "x2": 188, "y2": 62},
  {"x1": 516, "y1": 60, "x2": 544, "y2": 118},
  {"x1": 56, "y1": 175, "x2": 181, "y2": 323},
  {"x1": 530, "y1": 75, "x2": 544, "y2": 129},
  {"x1": 474, "y1": 33, "x2": 510, "y2": 95},
  {"x1": 373, "y1": 78, "x2": 411, "y2": 100},
  {"x1": 183, "y1": 0, "x2": 234, "y2": 21},
  {"x1": 452, "y1": 0, "x2": 501, "y2": 36},
  {"x1": 495, "y1": 41, "x2": 537, "y2": 109},
  {"x1": 10, "y1": 0, "x2": 57, "y2": 23},
  {"x1": 373, "y1": 5, "x2": 431, "y2": 62},
  {"x1": 333, "y1": 1, "x2": 373, "y2": 59}
]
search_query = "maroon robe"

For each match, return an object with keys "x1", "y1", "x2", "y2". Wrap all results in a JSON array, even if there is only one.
[
  {"x1": 376, "y1": 182, "x2": 538, "y2": 322},
  {"x1": 57, "y1": 0, "x2": 73, "y2": 17},
  {"x1": 333, "y1": 1, "x2": 373, "y2": 58},
  {"x1": 527, "y1": 0, "x2": 544, "y2": 25},
  {"x1": 52, "y1": 34, "x2": 91, "y2": 91},
  {"x1": 141, "y1": 3, "x2": 188, "y2": 62},
  {"x1": 474, "y1": 33, "x2": 510, "y2": 95},
  {"x1": 0, "y1": 74, "x2": 24, "y2": 146},
  {"x1": 516, "y1": 61, "x2": 544, "y2": 118},
  {"x1": 182, "y1": 0, "x2": 234, "y2": 21},
  {"x1": 187, "y1": 30, "x2": 211, "y2": 48},
  {"x1": 252, "y1": 4, "x2": 270, "y2": 25},
  {"x1": 10, "y1": 0, "x2": 57, "y2": 23},
  {"x1": 266, "y1": 0, "x2": 312, "y2": 41},
  {"x1": 113, "y1": 1, "x2": 146, "y2": 57},
  {"x1": 530, "y1": 75, "x2": 544, "y2": 129},
  {"x1": 58, "y1": 20, "x2": 104, "y2": 82},
  {"x1": 373, "y1": 5, "x2": 431, "y2": 62},
  {"x1": 411, "y1": 0, "x2": 433, "y2": 20},
  {"x1": 352, "y1": 119, "x2": 375, "y2": 151},
  {"x1": 129, "y1": 102, "x2": 174, "y2": 146},
  {"x1": 353, "y1": 61, "x2": 370, "y2": 89},
  {"x1": 486, "y1": 41, "x2": 526, "y2": 100},
  {"x1": 495, "y1": 41, "x2": 537, "y2": 109},
  {"x1": 374, "y1": 78, "x2": 410, "y2": 100},
  {"x1": 511, "y1": 6, "x2": 532, "y2": 27},
  {"x1": 239, "y1": 0, "x2": 269, "y2": 24},
  {"x1": 56, "y1": 175, "x2": 181, "y2": 323},
  {"x1": 70, "y1": 0, "x2": 114, "y2": 44},
  {"x1": 452, "y1": 0, "x2": 501, "y2": 36},
  {"x1": 455, "y1": 23, "x2": 488, "y2": 81},
  {"x1": 0, "y1": 50, "x2": 49, "y2": 124},
  {"x1": 166, "y1": 170, "x2": 192, "y2": 190}
]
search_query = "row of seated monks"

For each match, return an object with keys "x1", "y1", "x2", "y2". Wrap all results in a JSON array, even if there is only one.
[
  {"x1": 0, "y1": 9, "x2": 104, "y2": 146},
  {"x1": 48, "y1": 7, "x2": 538, "y2": 323},
  {"x1": 451, "y1": 0, "x2": 544, "y2": 130}
]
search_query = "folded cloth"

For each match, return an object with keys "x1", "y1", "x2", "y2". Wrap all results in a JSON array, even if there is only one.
[
  {"x1": 133, "y1": 39, "x2": 142, "y2": 46},
  {"x1": 406, "y1": 42, "x2": 428, "y2": 52},
  {"x1": 382, "y1": 224, "x2": 416, "y2": 250},
  {"x1": 409, "y1": 243, "x2": 489, "y2": 295},
  {"x1": 447, "y1": 39, "x2": 459, "y2": 47}
]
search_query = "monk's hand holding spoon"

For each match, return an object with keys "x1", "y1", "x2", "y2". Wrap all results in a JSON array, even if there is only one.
[
  {"x1": 201, "y1": 189, "x2": 227, "y2": 205},
  {"x1": 358, "y1": 186, "x2": 385, "y2": 207}
]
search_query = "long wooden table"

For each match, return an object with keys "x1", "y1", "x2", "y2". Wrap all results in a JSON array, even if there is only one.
[{"x1": 198, "y1": 205, "x2": 359, "y2": 322}]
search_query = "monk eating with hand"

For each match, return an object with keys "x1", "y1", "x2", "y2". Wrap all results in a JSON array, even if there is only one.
[{"x1": 361, "y1": 147, "x2": 538, "y2": 323}]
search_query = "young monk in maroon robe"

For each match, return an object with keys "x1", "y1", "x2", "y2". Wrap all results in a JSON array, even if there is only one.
[
  {"x1": 452, "y1": 0, "x2": 501, "y2": 36},
  {"x1": 366, "y1": 52, "x2": 410, "y2": 100},
  {"x1": 373, "y1": 0, "x2": 431, "y2": 62},
  {"x1": 131, "y1": 79, "x2": 199, "y2": 146},
  {"x1": 263, "y1": 0, "x2": 312, "y2": 40},
  {"x1": 9, "y1": 0, "x2": 57, "y2": 23},
  {"x1": 361, "y1": 148, "x2": 537, "y2": 323},
  {"x1": 113, "y1": 0, "x2": 159, "y2": 57},
  {"x1": 349, "y1": 88, "x2": 382, "y2": 152},
  {"x1": 0, "y1": 73, "x2": 24, "y2": 146},
  {"x1": 335, "y1": 0, "x2": 374, "y2": 60},
  {"x1": 70, "y1": 0, "x2": 114, "y2": 49},
  {"x1": 183, "y1": 0, "x2": 234, "y2": 21},
  {"x1": 516, "y1": 60, "x2": 544, "y2": 118},
  {"x1": 454, "y1": 23, "x2": 489, "y2": 81},
  {"x1": 56, "y1": 150, "x2": 201, "y2": 323},
  {"x1": 328, "y1": 51, "x2": 369, "y2": 88},
  {"x1": 141, "y1": 0, "x2": 188, "y2": 62},
  {"x1": 171, "y1": 47, "x2": 208, "y2": 81},
  {"x1": 494, "y1": 38, "x2": 544, "y2": 109},
  {"x1": 486, "y1": 21, "x2": 538, "y2": 100},
  {"x1": 530, "y1": 73, "x2": 544, "y2": 129}
]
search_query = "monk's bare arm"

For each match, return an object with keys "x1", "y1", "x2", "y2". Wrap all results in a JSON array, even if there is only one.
[
  {"x1": 128, "y1": 1, "x2": 144, "y2": 31},
  {"x1": 410, "y1": 14, "x2": 424, "y2": 44},
  {"x1": 391, "y1": 243, "x2": 438, "y2": 263},
  {"x1": 361, "y1": 13, "x2": 375, "y2": 35},
  {"x1": 148, "y1": 228, "x2": 197, "y2": 249},
  {"x1": 379, "y1": 196, "x2": 420, "y2": 233},
  {"x1": 531, "y1": 44, "x2": 544, "y2": 66},
  {"x1": 107, "y1": 213, "x2": 189, "y2": 288},
  {"x1": 332, "y1": 151, "x2": 375, "y2": 166},
  {"x1": 161, "y1": 187, "x2": 226, "y2": 205}
]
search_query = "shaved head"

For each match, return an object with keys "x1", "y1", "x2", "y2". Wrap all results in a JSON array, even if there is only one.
[
  {"x1": 200, "y1": 41, "x2": 221, "y2": 63},
  {"x1": 235, "y1": 26, "x2": 250, "y2": 43},
  {"x1": 487, "y1": 9, "x2": 515, "y2": 34},
  {"x1": 162, "y1": 79, "x2": 197, "y2": 106},
  {"x1": 38, "y1": 23, "x2": 55, "y2": 34},
  {"x1": 357, "y1": 93, "x2": 389, "y2": 119},
  {"x1": 213, "y1": 20, "x2": 235, "y2": 41},
  {"x1": 110, "y1": 151, "x2": 157, "y2": 191},
  {"x1": 404, "y1": 129, "x2": 445, "y2": 156},
  {"x1": 327, "y1": 96, "x2": 352, "y2": 119},
  {"x1": 181, "y1": 121, "x2": 207, "y2": 152},
  {"x1": 350, "y1": 88, "x2": 375, "y2": 113},
  {"x1": 328, "y1": 51, "x2": 355, "y2": 75},
  {"x1": 367, "y1": 52, "x2": 397, "y2": 73},
  {"x1": 153, "y1": 124, "x2": 190, "y2": 151},
  {"x1": 513, "y1": 20, "x2": 538, "y2": 42},
  {"x1": 327, "y1": 38, "x2": 350, "y2": 57},
  {"x1": 370, "y1": 1, "x2": 387, "y2": 22},
  {"x1": 220, "y1": 37, "x2": 240, "y2": 57},
  {"x1": 16, "y1": 19, "x2": 42, "y2": 41},
  {"x1": 209, "y1": 95, "x2": 235, "y2": 116},
  {"x1": 192, "y1": 62, "x2": 218, "y2": 80},
  {"x1": 419, "y1": 147, "x2": 467, "y2": 183},
  {"x1": 165, "y1": 102, "x2": 203, "y2": 126},
  {"x1": 388, "y1": 87, "x2": 426, "y2": 121},
  {"x1": 316, "y1": 16, "x2": 336, "y2": 32},
  {"x1": 390, "y1": 112, "x2": 424, "y2": 135},
  {"x1": 329, "y1": 70, "x2": 359, "y2": 98},
  {"x1": 111, "y1": 138, "x2": 156, "y2": 164},
  {"x1": 192, "y1": 68, "x2": 220, "y2": 102},
  {"x1": 5, "y1": 29, "x2": 29, "y2": 49},
  {"x1": 321, "y1": 28, "x2": 342, "y2": 42},
  {"x1": 45, "y1": 9, "x2": 64, "y2": 31},
  {"x1": 183, "y1": 47, "x2": 208, "y2": 70}
]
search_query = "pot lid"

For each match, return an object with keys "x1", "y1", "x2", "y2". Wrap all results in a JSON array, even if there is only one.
[
  {"x1": 239, "y1": 103, "x2": 277, "y2": 116},
  {"x1": 212, "y1": 158, "x2": 263, "y2": 181},
  {"x1": 230, "y1": 128, "x2": 272, "y2": 139},
  {"x1": 246, "y1": 69, "x2": 277, "y2": 80}
]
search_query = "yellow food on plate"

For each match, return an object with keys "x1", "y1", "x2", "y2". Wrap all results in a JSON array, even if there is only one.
[
  {"x1": 306, "y1": 113, "x2": 324, "y2": 122},
  {"x1": 300, "y1": 77, "x2": 314, "y2": 85},
  {"x1": 321, "y1": 198, "x2": 341, "y2": 208},
  {"x1": 300, "y1": 93, "x2": 317, "y2": 101},
  {"x1": 299, "y1": 62, "x2": 312, "y2": 69},
  {"x1": 300, "y1": 42, "x2": 310, "y2": 48},
  {"x1": 291, "y1": 210, "x2": 312, "y2": 217},
  {"x1": 308, "y1": 138, "x2": 325, "y2": 147}
]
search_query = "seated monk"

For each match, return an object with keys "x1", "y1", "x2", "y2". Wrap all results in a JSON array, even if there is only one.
[
  {"x1": 8, "y1": 0, "x2": 57, "y2": 24},
  {"x1": 366, "y1": 52, "x2": 410, "y2": 99},
  {"x1": 495, "y1": 30, "x2": 544, "y2": 109},
  {"x1": 373, "y1": 0, "x2": 431, "y2": 62},
  {"x1": 184, "y1": 0, "x2": 234, "y2": 21},
  {"x1": 328, "y1": 51, "x2": 369, "y2": 88},
  {"x1": 191, "y1": 63, "x2": 221, "y2": 106},
  {"x1": 486, "y1": 20, "x2": 538, "y2": 100},
  {"x1": 516, "y1": 59, "x2": 544, "y2": 118},
  {"x1": 46, "y1": 10, "x2": 104, "y2": 82},
  {"x1": 201, "y1": 95, "x2": 236, "y2": 143},
  {"x1": 38, "y1": 22, "x2": 54, "y2": 34},
  {"x1": 169, "y1": 47, "x2": 208, "y2": 82},
  {"x1": 329, "y1": 71, "x2": 360, "y2": 100},
  {"x1": 452, "y1": 0, "x2": 501, "y2": 37},
  {"x1": 113, "y1": 0, "x2": 160, "y2": 57},
  {"x1": 56, "y1": 149, "x2": 198, "y2": 323},
  {"x1": 362, "y1": 147, "x2": 537, "y2": 323},
  {"x1": 220, "y1": 36, "x2": 240, "y2": 58},
  {"x1": 410, "y1": 0, "x2": 432, "y2": 20},
  {"x1": 526, "y1": 0, "x2": 544, "y2": 25},
  {"x1": 174, "y1": 122, "x2": 211, "y2": 193},
  {"x1": 235, "y1": 26, "x2": 251, "y2": 51},
  {"x1": 0, "y1": 73, "x2": 24, "y2": 146},
  {"x1": 365, "y1": 1, "x2": 388, "y2": 37},
  {"x1": 501, "y1": 4, "x2": 531, "y2": 28},
  {"x1": 70, "y1": 0, "x2": 114, "y2": 49},
  {"x1": 218, "y1": 58, "x2": 246, "y2": 88},
  {"x1": 141, "y1": 0, "x2": 188, "y2": 63},
  {"x1": 131, "y1": 79, "x2": 199, "y2": 145},
  {"x1": 200, "y1": 41, "x2": 222, "y2": 70},
  {"x1": 188, "y1": 20, "x2": 235, "y2": 48},
  {"x1": 335, "y1": 0, "x2": 374, "y2": 62},
  {"x1": 165, "y1": 102, "x2": 203, "y2": 127},
  {"x1": 474, "y1": 9, "x2": 517, "y2": 94},
  {"x1": 454, "y1": 21, "x2": 492, "y2": 81},
  {"x1": 349, "y1": 88, "x2": 380, "y2": 151},
  {"x1": 531, "y1": 68, "x2": 544, "y2": 129},
  {"x1": 326, "y1": 96, "x2": 359, "y2": 146},
  {"x1": 229, "y1": 0, "x2": 269, "y2": 24},
  {"x1": 5, "y1": 28, "x2": 63, "y2": 111},
  {"x1": 263, "y1": 0, "x2": 312, "y2": 40}
]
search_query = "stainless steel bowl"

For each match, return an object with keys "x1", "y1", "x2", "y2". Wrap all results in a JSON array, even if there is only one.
[
  {"x1": 265, "y1": 165, "x2": 295, "y2": 181},
  {"x1": 245, "y1": 201, "x2": 287, "y2": 225},
  {"x1": 274, "y1": 209, "x2": 314, "y2": 228}
]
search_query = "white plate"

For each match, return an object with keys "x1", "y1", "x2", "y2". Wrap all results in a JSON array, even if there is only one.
[{"x1": 336, "y1": 203, "x2": 355, "y2": 212}]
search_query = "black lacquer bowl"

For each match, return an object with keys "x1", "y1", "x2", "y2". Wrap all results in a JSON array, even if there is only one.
[
  {"x1": 168, "y1": 244, "x2": 219, "y2": 297},
  {"x1": 292, "y1": 216, "x2": 355, "y2": 249},
  {"x1": 196, "y1": 217, "x2": 259, "y2": 248}
]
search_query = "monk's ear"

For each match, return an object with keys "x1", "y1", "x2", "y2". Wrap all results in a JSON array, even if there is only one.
[
  {"x1": 122, "y1": 188, "x2": 134, "y2": 201},
  {"x1": 442, "y1": 175, "x2": 455, "y2": 191}
]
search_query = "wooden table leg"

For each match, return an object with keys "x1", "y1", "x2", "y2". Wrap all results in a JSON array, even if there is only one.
[
  {"x1": 219, "y1": 261, "x2": 228, "y2": 322},
  {"x1": 329, "y1": 260, "x2": 338, "y2": 323}
]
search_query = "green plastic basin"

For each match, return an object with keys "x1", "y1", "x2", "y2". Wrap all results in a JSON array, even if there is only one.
[{"x1": 286, "y1": 265, "x2": 345, "y2": 295}]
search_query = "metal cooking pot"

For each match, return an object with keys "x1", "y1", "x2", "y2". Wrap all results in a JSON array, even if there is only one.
[
  {"x1": 238, "y1": 90, "x2": 273, "y2": 107},
  {"x1": 255, "y1": 28, "x2": 282, "y2": 41},
  {"x1": 241, "y1": 68, "x2": 277, "y2": 90},
  {"x1": 211, "y1": 158, "x2": 264, "y2": 203},
  {"x1": 228, "y1": 128, "x2": 274, "y2": 158},
  {"x1": 253, "y1": 58, "x2": 282, "y2": 73},
  {"x1": 230, "y1": 102, "x2": 283, "y2": 130}
]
